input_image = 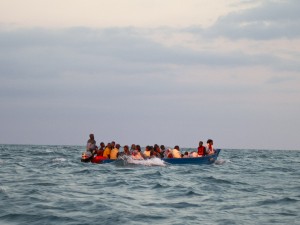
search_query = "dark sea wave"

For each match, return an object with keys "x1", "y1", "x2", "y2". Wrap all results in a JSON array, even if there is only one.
[{"x1": 0, "y1": 145, "x2": 299, "y2": 225}]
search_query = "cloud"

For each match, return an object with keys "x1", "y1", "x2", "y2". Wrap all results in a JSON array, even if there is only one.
[
  {"x1": 187, "y1": 0, "x2": 300, "y2": 40},
  {"x1": 0, "y1": 26, "x2": 299, "y2": 106},
  {"x1": 1, "y1": 25, "x2": 296, "y2": 82},
  {"x1": 265, "y1": 75, "x2": 296, "y2": 84}
]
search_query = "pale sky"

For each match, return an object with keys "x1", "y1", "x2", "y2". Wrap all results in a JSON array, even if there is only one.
[
  {"x1": 0, "y1": 0, "x2": 252, "y2": 28},
  {"x1": 0, "y1": 0, "x2": 300, "y2": 150}
]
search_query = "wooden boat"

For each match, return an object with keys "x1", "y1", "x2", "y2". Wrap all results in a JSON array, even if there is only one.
[{"x1": 90, "y1": 149, "x2": 221, "y2": 165}]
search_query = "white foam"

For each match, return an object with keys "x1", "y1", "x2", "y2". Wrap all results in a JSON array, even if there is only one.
[
  {"x1": 0, "y1": 186, "x2": 7, "y2": 193},
  {"x1": 127, "y1": 157, "x2": 166, "y2": 167},
  {"x1": 52, "y1": 158, "x2": 67, "y2": 162},
  {"x1": 118, "y1": 155, "x2": 166, "y2": 166},
  {"x1": 215, "y1": 159, "x2": 227, "y2": 165}
]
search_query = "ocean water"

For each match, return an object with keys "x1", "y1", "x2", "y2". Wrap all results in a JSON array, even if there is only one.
[{"x1": 0, "y1": 145, "x2": 299, "y2": 225}]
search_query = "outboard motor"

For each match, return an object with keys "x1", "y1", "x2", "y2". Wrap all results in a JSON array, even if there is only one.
[{"x1": 81, "y1": 151, "x2": 92, "y2": 162}]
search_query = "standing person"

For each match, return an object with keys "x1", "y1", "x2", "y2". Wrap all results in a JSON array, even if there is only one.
[
  {"x1": 86, "y1": 134, "x2": 97, "y2": 154},
  {"x1": 197, "y1": 141, "x2": 206, "y2": 157},
  {"x1": 110, "y1": 144, "x2": 120, "y2": 159},
  {"x1": 206, "y1": 139, "x2": 215, "y2": 155},
  {"x1": 172, "y1": 145, "x2": 182, "y2": 158}
]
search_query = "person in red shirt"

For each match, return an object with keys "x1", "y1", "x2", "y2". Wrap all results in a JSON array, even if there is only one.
[
  {"x1": 206, "y1": 139, "x2": 215, "y2": 155},
  {"x1": 197, "y1": 141, "x2": 206, "y2": 157}
]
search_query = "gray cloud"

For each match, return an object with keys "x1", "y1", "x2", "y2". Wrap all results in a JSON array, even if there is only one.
[
  {"x1": 0, "y1": 26, "x2": 283, "y2": 107},
  {"x1": 0, "y1": 25, "x2": 296, "y2": 82},
  {"x1": 265, "y1": 75, "x2": 296, "y2": 84},
  {"x1": 187, "y1": 0, "x2": 300, "y2": 40},
  {"x1": 0, "y1": 26, "x2": 299, "y2": 108}
]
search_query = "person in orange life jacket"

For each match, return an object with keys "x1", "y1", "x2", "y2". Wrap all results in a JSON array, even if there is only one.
[
  {"x1": 132, "y1": 145, "x2": 144, "y2": 159},
  {"x1": 143, "y1": 146, "x2": 151, "y2": 158},
  {"x1": 197, "y1": 141, "x2": 206, "y2": 157},
  {"x1": 206, "y1": 139, "x2": 215, "y2": 155},
  {"x1": 110, "y1": 144, "x2": 120, "y2": 159},
  {"x1": 103, "y1": 143, "x2": 112, "y2": 158}
]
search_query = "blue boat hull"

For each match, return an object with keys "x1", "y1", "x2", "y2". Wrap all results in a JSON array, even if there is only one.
[
  {"x1": 98, "y1": 149, "x2": 221, "y2": 165},
  {"x1": 162, "y1": 149, "x2": 221, "y2": 164}
]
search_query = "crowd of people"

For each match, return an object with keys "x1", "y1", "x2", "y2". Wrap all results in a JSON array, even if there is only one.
[{"x1": 82, "y1": 133, "x2": 215, "y2": 163}]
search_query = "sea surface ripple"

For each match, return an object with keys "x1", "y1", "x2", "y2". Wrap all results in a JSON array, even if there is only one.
[{"x1": 0, "y1": 145, "x2": 299, "y2": 225}]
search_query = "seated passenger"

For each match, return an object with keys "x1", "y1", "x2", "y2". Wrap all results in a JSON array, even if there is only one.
[
  {"x1": 172, "y1": 145, "x2": 181, "y2": 158},
  {"x1": 183, "y1": 152, "x2": 189, "y2": 158},
  {"x1": 150, "y1": 147, "x2": 161, "y2": 158},
  {"x1": 160, "y1": 145, "x2": 166, "y2": 158},
  {"x1": 164, "y1": 148, "x2": 173, "y2": 158},
  {"x1": 120, "y1": 145, "x2": 130, "y2": 156},
  {"x1": 132, "y1": 145, "x2": 144, "y2": 159},
  {"x1": 206, "y1": 139, "x2": 215, "y2": 155},
  {"x1": 154, "y1": 145, "x2": 162, "y2": 158},
  {"x1": 96, "y1": 142, "x2": 105, "y2": 156},
  {"x1": 197, "y1": 141, "x2": 206, "y2": 157},
  {"x1": 110, "y1": 144, "x2": 120, "y2": 160},
  {"x1": 103, "y1": 143, "x2": 112, "y2": 158},
  {"x1": 189, "y1": 151, "x2": 198, "y2": 158},
  {"x1": 111, "y1": 141, "x2": 116, "y2": 150},
  {"x1": 130, "y1": 144, "x2": 136, "y2": 154},
  {"x1": 143, "y1": 146, "x2": 151, "y2": 158}
]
